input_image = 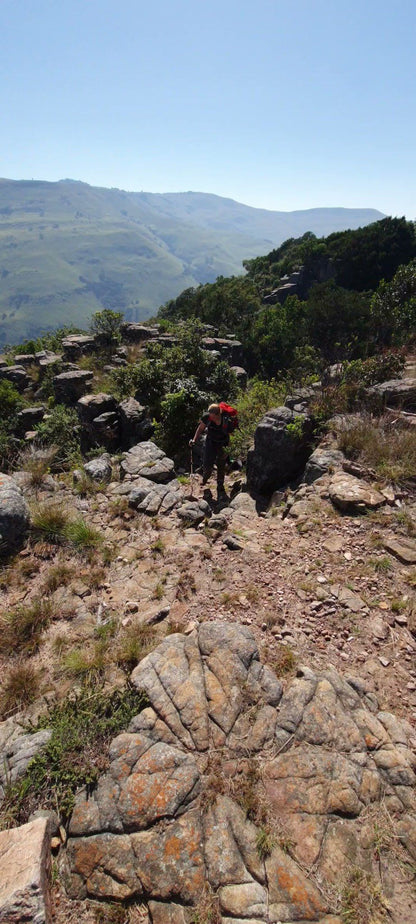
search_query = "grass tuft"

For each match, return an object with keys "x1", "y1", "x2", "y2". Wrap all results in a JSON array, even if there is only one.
[
  {"x1": 0, "y1": 661, "x2": 42, "y2": 719},
  {"x1": 0, "y1": 598, "x2": 53, "y2": 657}
]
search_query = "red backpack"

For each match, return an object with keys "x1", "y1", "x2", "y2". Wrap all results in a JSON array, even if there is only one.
[{"x1": 219, "y1": 402, "x2": 239, "y2": 434}]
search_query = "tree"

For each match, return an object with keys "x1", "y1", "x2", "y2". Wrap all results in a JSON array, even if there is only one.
[{"x1": 89, "y1": 309, "x2": 123, "y2": 346}]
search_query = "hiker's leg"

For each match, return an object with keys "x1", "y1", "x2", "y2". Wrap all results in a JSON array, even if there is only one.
[
  {"x1": 216, "y1": 447, "x2": 226, "y2": 491},
  {"x1": 202, "y1": 440, "x2": 216, "y2": 484}
]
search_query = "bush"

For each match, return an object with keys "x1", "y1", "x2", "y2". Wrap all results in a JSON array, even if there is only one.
[
  {"x1": 0, "y1": 379, "x2": 24, "y2": 420},
  {"x1": 89, "y1": 309, "x2": 123, "y2": 346},
  {"x1": 154, "y1": 380, "x2": 210, "y2": 464},
  {"x1": 342, "y1": 351, "x2": 406, "y2": 387}
]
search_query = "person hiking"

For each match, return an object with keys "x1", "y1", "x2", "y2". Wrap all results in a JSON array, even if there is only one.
[{"x1": 189, "y1": 403, "x2": 231, "y2": 496}]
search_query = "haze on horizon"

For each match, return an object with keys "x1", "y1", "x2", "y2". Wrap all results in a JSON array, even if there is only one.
[{"x1": 2, "y1": 0, "x2": 416, "y2": 220}]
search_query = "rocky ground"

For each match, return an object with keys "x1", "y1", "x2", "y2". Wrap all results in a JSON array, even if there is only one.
[
  {"x1": 0, "y1": 350, "x2": 416, "y2": 923},
  {"x1": 0, "y1": 445, "x2": 415, "y2": 922}
]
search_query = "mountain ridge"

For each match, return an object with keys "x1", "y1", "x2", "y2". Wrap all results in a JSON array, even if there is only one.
[{"x1": 0, "y1": 178, "x2": 384, "y2": 343}]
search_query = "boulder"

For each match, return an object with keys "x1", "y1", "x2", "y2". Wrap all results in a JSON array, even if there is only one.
[
  {"x1": 128, "y1": 477, "x2": 183, "y2": 515},
  {"x1": 119, "y1": 397, "x2": 154, "y2": 449},
  {"x1": 53, "y1": 370, "x2": 94, "y2": 404},
  {"x1": 16, "y1": 406, "x2": 46, "y2": 434},
  {"x1": 246, "y1": 406, "x2": 313, "y2": 495},
  {"x1": 0, "y1": 818, "x2": 52, "y2": 923},
  {"x1": 84, "y1": 453, "x2": 112, "y2": 483},
  {"x1": 12, "y1": 353, "x2": 36, "y2": 366},
  {"x1": 328, "y1": 472, "x2": 386, "y2": 512},
  {"x1": 176, "y1": 499, "x2": 211, "y2": 526},
  {"x1": 285, "y1": 386, "x2": 316, "y2": 412},
  {"x1": 121, "y1": 441, "x2": 175, "y2": 483},
  {"x1": 304, "y1": 448, "x2": 344, "y2": 484},
  {"x1": 120, "y1": 323, "x2": 160, "y2": 342},
  {"x1": 0, "y1": 729, "x2": 52, "y2": 796},
  {"x1": 0, "y1": 473, "x2": 30, "y2": 555},
  {"x1": 365, "y1": 377, "x2": 416, "y2": 412},
  {"x1": 0, "y1": 365, "x2": 30, "y2": 390},
  {"x1": 61, "y1": 334, "x2": 96, "y2": 361},
  {"x1": 230, "y1": 366, "x2": 248, "y2": 388},
  {"x1": 77, "y1": 393, "x2": 118, "y2": 424}
]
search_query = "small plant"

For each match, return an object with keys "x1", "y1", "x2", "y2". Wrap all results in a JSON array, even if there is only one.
[
  {"x1": 65, "y1": 518, "x2": 104, "y2": 553},
  {"x1": 153, "y1": 582, "x2": 165, "y2": 601},
  {"x1": 368, "y1": 556, "x2": 393, "y2": 573},
  {"x1": 177, "y1": 474, "x2": 190, "y2": 485},
  {"x1": 339, "y1": 868, "x2": 389, "y2": 923},
  {"x1": 62, "y1": 640, "x2": 108, "y2": 682},
  {"x1": 43, "y1": 561, "x2": 76, "y2": 593},
  {"x1": 256, "y1": 824, "x2": 276, "y2": 859},
  {"x1": 18, "y1": 446, "x2": 56, "y2": 488},
  {"x1": 390, "y1": 597, "x2": 407, "y2": 613},
  {"x1": 286, "y1": 415, "x2": 305, "y2": 441},
  {"x1": 31, "y1": 504, "x2": 69, "y2": 544},
  {"x1": 94, "y1": 903, "x2": 126, "y2": 924},
  {"x1": 270, "y1": 644, "x2": 297, "y2": 677},
  {"x1": 115, "y1": 623, "x2": 157, "y2": 673},
  {"x1": 72, "y1": 472, "x2": 104, "y2": 497},
  {"x1": 0, "y1": 661, "x2": 42, "y2": 719},
  {"x1": 190, "y1": 882, "x2": 221, "y2": 924},
  {"x1": 151, "y1": 537, "x2": 165, "y2": 555}
]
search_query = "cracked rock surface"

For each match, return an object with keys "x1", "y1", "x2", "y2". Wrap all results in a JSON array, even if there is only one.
[{"x1": 67, "y1": 622, "x2": 416, "y2": 922}]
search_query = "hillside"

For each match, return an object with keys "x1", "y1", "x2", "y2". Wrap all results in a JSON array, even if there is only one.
[
  {"x1": 0, "y1": 178, "x2": 383, "y2": 343},
  {"x1": 0, "y1": 338, "x2": 415, "y2": 922}
]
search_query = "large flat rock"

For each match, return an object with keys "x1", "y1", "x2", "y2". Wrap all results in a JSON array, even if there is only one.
[
  {"x1": 0, "y1": 818, "x2": 51, "y2": 923},
  {"x1": 66, "y1": 623, "x2": 416, "y2": 921}
]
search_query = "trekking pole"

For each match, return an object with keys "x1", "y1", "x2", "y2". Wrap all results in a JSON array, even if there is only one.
[{"x1": 190, "y1": 444, "x2": 195, "y2": 497}]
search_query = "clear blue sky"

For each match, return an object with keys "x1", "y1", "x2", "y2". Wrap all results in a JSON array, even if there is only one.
[{"x1": 2, "y1": 0, "x2": 415, "y2": 217}]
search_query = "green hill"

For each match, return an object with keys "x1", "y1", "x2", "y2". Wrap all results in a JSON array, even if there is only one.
[{"x1": 0, "y1": 178, "x2": 384, "y2": 343}]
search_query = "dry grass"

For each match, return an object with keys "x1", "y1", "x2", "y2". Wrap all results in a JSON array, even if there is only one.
[
  {"x1": 18, "y1": 446, "x2": 57, "y2": 488},
  {"x1": 0, "y1": 597, "x2": 53, "y2": 657},
  {"x1": 115, "y1": 623, "x2": 157, "y2": 673},
  {"x1": 337, "y1": 415, "x2": 416, "y2": 485},
  {"x1": 339, "y1": 868, "x2": 389, "y2": 923},
  {"x1": 0, "y1": 661, "x2": 42, "y2": 718}
]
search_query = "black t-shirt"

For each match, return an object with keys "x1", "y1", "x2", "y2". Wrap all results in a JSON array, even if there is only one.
[{"x1": 201, "y1": 412, "x2": 229, "y2": 446}]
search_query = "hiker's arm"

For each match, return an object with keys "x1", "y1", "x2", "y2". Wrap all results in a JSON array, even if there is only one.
[{"x1": 190, "y1": 421, "x2": 206, "y2": 445}]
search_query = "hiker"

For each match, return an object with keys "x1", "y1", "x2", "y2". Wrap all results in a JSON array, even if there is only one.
[{"x1": 189, "y1": 402, "x2": 237, "y2": 496}]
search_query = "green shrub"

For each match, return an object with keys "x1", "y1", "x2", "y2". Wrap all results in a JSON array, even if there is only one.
[
  {"x1": 154, "y1": 380, "x2": 210, "y2": 464},
  {"x1": 89, "y1": 309, "x2": 123, "y2": 347},
  {"x1": 342, "y1": 351, "x2": 405, "y2": 387},
  {"x1": 229, "y1": 377, "x2": 285, "y2": 463},
  {"x1": 35, "y1": 405, "x2": 80, "y2": 469},
  {"x1": 0, "y1": 379, "x2": 24, "y2": 419}
]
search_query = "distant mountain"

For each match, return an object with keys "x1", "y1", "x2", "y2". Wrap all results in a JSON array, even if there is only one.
[{"x1": 0, "y1": 178, "x2": 384, "y2": 343}]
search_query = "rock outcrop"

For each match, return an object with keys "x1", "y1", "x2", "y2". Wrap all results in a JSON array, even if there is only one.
[
  {"x1": 246, "y1": 407, "x2": 313, "y2": 495},
  {"x1": 67, "y1": 622, "x2": 416, "y2": 922}
]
